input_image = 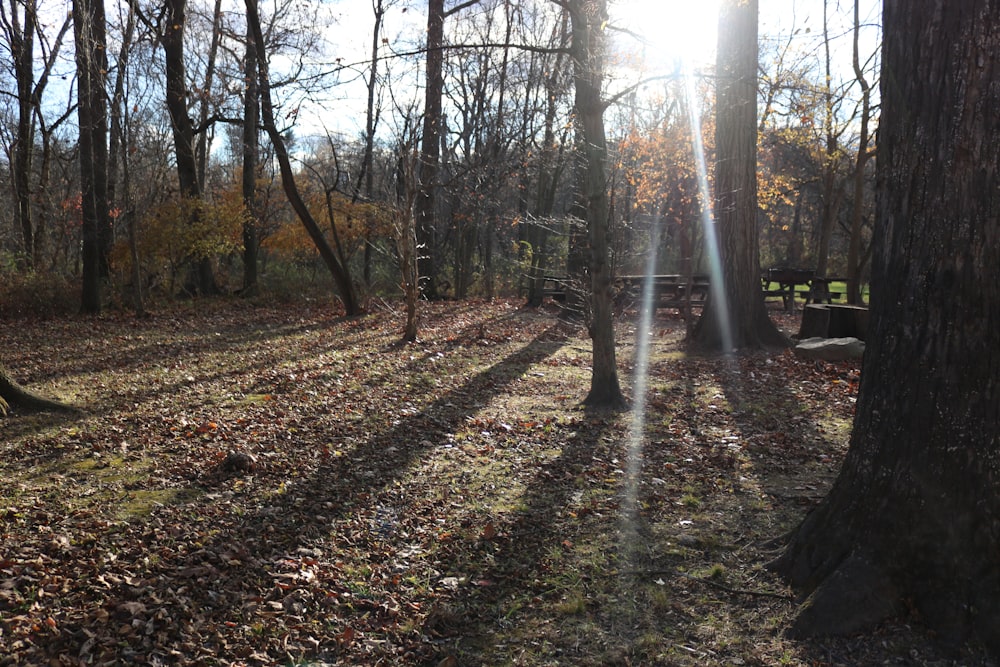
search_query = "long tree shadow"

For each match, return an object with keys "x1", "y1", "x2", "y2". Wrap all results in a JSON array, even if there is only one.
[
  {"x1": 436, "y1": 411, "x2": 622, "y2": 664},
  {"x1": 35, "y1": 321, "x2": 573, "y2": 663}
]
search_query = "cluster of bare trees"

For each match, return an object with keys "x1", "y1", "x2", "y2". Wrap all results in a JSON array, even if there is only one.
[{"x1": 0, "y1": 0, "x2": 877, "y2": 313}]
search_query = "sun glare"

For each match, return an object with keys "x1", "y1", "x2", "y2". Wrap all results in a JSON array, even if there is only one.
[{"x1": 614, "y1": 0, "x2": 721, "y2": 71}]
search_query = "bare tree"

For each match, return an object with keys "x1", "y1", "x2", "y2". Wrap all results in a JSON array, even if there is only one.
[
  {"x1": 244, "y1": 0, "x2": 359, "y2": 315},
  {"x1": 844, "y1": 0, "x2": 876, "y2": 304},
  {"x1": 560, "y1": 0, "x2": 625, "y2": 408},
  {"x1": 1, "y1": 0, "x2": 72, "y2": 267}
]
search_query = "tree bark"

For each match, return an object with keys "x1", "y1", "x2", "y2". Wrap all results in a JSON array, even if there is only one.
[
  {"x1": 162, "y1": 0, "x2": 217, "y2": 295},
  {"x1": 8, "y1": 0, "x2": 36, "y2": 266},
  {"x1": 241, "y1": 7, "x2": 259, "y2": 296},
  {"x1": 414, "y1": 0, "x2": 445, "y2": 300},
  {"x1": 772, "y1": 2, "x2": 1000, "y2": 654},
  {"x1": 565, "y1": 0, "x2": 625, "y2": 409},
  {"x1": 73, "y1": 0, "x2": 110, "y2": 313},
  {"x1": 691, "y1": 0, "x2": 787, "y2": 351}
]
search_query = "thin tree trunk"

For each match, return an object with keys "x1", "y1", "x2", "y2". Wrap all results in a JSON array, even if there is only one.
[
  {"x1": 565, "y1": 0, "x2": 625, "y2": 409},
  {"x1": 109, "y1": 0, "x2": 143, "y2": 315},
  {"x1": 244, "y1": 0, "x2": 359, "y2": 315},
  {"x1": 195, "y1": 0, "x2": 223, "y2": 193},
  {"x1": 241, "y1": 10, "x2": 259, "y2": 295},
  {"x1": 845, "y1": 0, "x2": 872, "y2": 305},
  {"x1": 9, "y1": 0, "x2": 36, "y2": 267}
]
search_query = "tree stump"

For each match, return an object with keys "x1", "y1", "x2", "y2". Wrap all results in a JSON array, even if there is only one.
[
  {"x1": 798, "y1": 304, "x2": 831, "y2": 339},
  {"x1": 828, "y1": 304, "x2": 869, "y2": 341}
]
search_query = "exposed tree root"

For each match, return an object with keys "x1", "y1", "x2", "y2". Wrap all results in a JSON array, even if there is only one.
[
  {"x1": 0, "y1": 367, "x2": 81, "y2": 416},
  {"x1": 784, "y1": 551, "x2": 901, "y2": 639}
]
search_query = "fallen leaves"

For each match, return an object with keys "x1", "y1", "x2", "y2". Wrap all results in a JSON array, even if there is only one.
[{"x1": 0, "y1": 300, "x2": 976, "y2": 666}]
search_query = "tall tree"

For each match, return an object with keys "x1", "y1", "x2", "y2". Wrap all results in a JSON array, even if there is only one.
[
  {"x1": 773, "y1": 1, "x2": 1000, "y2": 654},
  {"x1": 2, "y1": 0, "x2": 71, "y2": 267},
  {"x1": 414, "y1": 0, "x2": 445, "y2": 300},
  {"x1": 690, "y1": 0, "x2": 786, "y2": 350},
  {"x1": 159, "y1": 0, "x2": 217, "y2": 294},
  {"x1": 844, "y1": 0, "x2": 875, "y2": 305},
  {"x1": 73, "y1": 0, "x2": 110, "y2": 313},
  {"x1": 108, "y1": 0, "x2": 144, "y2": 314},
  {"x1": 241, "y1": 4, "x2": 260, "y2": 295},
  {"x1": 4, "y1": 0, "x2": 37, "y2": 266},
  {"x1": 564, "y1": 0, "x2": 625, "y2": 408},
  {"x1": 414, "y1": 0, "x2": 479, "y2": 299},
  {"x1": 356, "y1": 0, "x2": 387, "y2": 289},
  {"x1": 812, "y1": 0, "x2": 846, "y2": 281}
]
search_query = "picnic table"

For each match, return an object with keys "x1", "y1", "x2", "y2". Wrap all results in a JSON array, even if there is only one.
[
  {"x1": 615, "y1": 274, "x2": 711, "y2": 310},
  {"x1": 761, "y1": 268, "x2": 843, "y2": 311},
  {"x1": 541, "y1": 274, "x2": 711, "y2": 310}
]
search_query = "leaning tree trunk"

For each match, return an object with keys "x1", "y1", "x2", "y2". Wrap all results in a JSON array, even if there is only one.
[
  {"x1": 244, "y1": 0, "x2": 359, "y2": 315},
  {"x1": 691, "y1": 0, "x2": 786, "y2": 351},
  {"x1": 772, "y1": 1, "x2": 1000, "y2": 654}
]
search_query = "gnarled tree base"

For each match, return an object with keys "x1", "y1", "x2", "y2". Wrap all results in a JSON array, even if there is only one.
[
  {"x1": 780, "y1": 551, "x2": 900, "y2": 639},
  {"x1": 771, "y1": 491, "x2": 1000, "y2": 657},
  {"x1": 0, "y1": 367, "x2": 80, "y2": 416}
]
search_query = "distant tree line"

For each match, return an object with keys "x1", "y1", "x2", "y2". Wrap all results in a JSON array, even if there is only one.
[{"x1": 0, "y1": 0, "x2": 878, "y2": 318}]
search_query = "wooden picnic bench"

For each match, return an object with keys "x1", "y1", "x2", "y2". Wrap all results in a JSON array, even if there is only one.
[
  {"x1": 762, "y1": 268, "x2": 844, "y2": 311},
  {"x1": 616, "y1": 274, "x2": 711, "y2": 310}
]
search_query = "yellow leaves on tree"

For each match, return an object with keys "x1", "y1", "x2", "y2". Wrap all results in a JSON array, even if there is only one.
[
  {"x1": 619, "y1": 108, "x2": 715, "y2": 225},
  {"x1": 110, "y1": 190, "x2": 247, "y2": 289},
  {"x1": 262, "y1": 186, "x2": 393, "y2": 264}
]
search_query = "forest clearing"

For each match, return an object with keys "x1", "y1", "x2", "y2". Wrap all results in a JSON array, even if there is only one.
[{"x1": 0, "y1": 298, "x2": 989, "y2": 666}]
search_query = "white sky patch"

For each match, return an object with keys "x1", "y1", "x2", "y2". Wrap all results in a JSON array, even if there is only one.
[{"x1": 610, "y1": 0, "x2": 721, "y2": 74}]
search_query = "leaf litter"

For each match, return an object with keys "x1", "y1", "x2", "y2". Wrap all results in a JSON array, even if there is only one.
[{"x1": 0, "y1": 299, "x2": 987, "y2": 666}]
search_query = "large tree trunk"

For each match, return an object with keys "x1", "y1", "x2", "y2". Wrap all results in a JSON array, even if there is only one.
[
  {"x1": 772, "y1": 1, "x2": 1000, "y2": 654},
  {"x1": 414, "y1": 0, "x2": 445, "y2": 300},
  {"x1": 73, "y1": 0, "x2": 110, "y2": 314},
  {"x1": 690, "y1": 0, "x2": 786, "y2": 351},
  {"x1": 565, "y1": 0, "x2": 625, "y2": 409}
]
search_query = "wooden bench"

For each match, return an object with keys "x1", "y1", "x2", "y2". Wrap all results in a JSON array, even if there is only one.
[{"x1": 797, "y1": 289, "x2": 843, "y2": 302}]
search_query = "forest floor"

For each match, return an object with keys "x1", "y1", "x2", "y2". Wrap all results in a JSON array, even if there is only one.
[{"x1": 0, "y1": 298, "x2": 992, "y2": 666}]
